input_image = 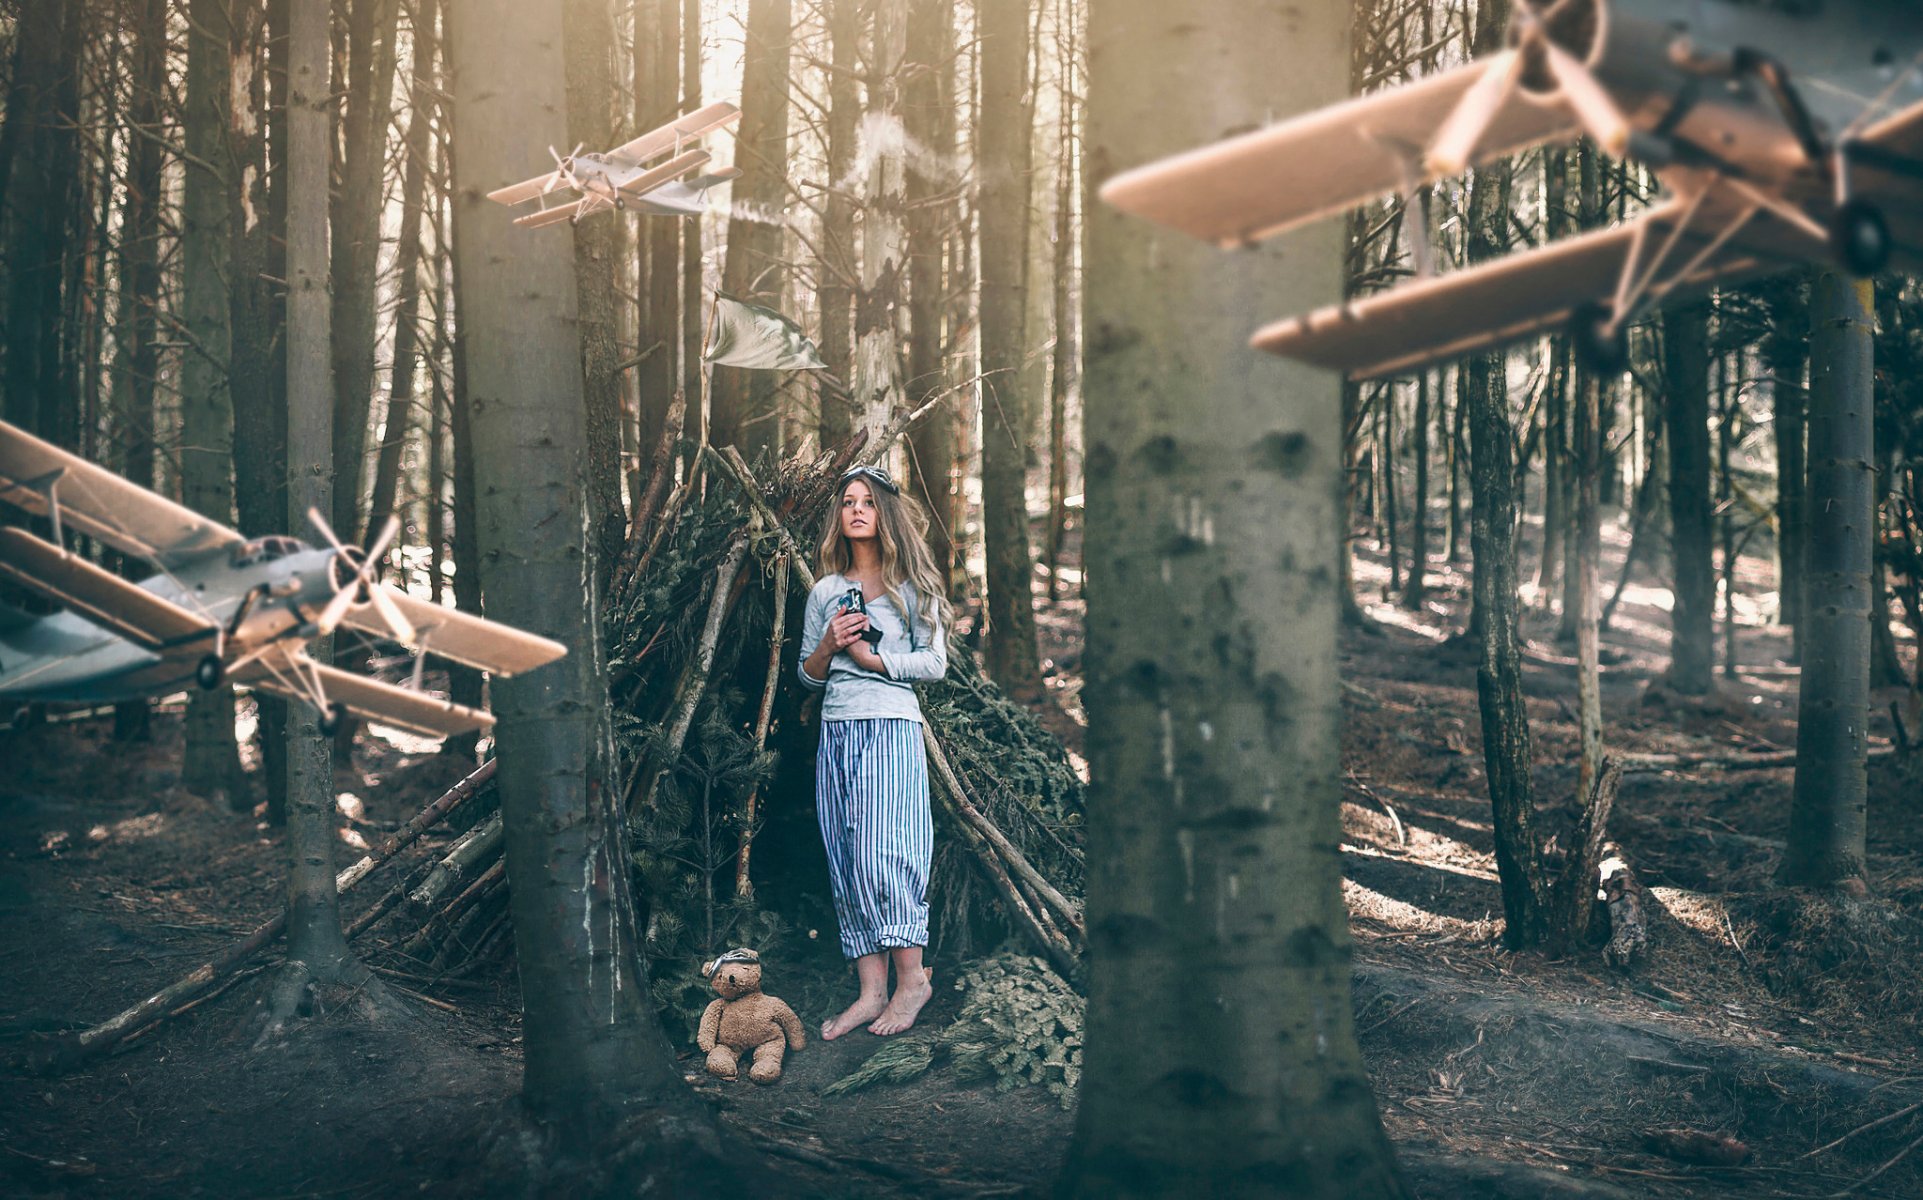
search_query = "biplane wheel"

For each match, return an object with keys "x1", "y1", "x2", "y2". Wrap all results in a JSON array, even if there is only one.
[
  {"x1": 317, "y1": 702, "x2": 346, "y2": 737},
  {"x1": 1829, "y1": 200, "x2": 1890, "y2": 277},
  {"x1": 194, "y1": 655, "x2": 224, "y2": 690},
  {"x1": 1568, "y1": 301, "x2": 1628, "y2": 376}
]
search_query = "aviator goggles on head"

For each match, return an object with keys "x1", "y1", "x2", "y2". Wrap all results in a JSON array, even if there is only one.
[{"x1": 839, "y1": 464, "x2": 901, "y2": 495}]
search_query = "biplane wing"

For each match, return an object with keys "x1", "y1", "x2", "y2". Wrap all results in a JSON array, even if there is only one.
[
  {"x1": 512, "y1": 200, "x2": 586, "y2": 229},
  {"x1": 1100, "y1": 61, "x2": 1579, "y2": 248},
  {"x1": 615, "y1": 148, "x2": 711, "y2": 197},
  {"x1": 1253, "y1": 196, "x2": 1824, "y2": 379},
  {"x1": 0, "y1": 420, "x2": 242, "y2": 568},
  {"x1": 608, "y1": 100, "x2": 741, "y2": 167},
  {"x1": 233, "y1": 646, "x2": 495, "y2": 739},
  {"x1": 338, "y1": 585, "x2": 567, "y2": 677},
  {"x1": 486, "y1": 173, "x2": 565, "y2": 208},
  {"x1": 0, "y1": 527, "x2": 217, "y2": 651}
]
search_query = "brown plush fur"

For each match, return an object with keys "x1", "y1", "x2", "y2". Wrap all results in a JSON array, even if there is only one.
[{"x1": 696, "y1": 955, "x2": 807, "y2": 1084}]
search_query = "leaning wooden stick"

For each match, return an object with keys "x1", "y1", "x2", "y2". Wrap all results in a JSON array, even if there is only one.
[
  {"x1": 736, "y1": 550, "x2": 790, "y2": 900},
  {"x1": 632, "y1": 535, "x2": 751, "y2": 814},
  {"x1": 55, "y1": 759, "x2": 496, "y2": 1067}
]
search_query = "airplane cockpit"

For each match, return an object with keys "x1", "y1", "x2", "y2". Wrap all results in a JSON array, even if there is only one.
[{"x1": 230, "y1": 535, "x2": 310, "y2": 567}]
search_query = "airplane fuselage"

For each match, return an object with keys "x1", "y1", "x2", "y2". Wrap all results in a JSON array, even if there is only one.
[{"x1": 0, "y1": 544, "x2": 340, "y2": 702}]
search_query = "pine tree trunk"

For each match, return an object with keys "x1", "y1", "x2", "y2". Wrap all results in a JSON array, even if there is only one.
[
  {"x1": 1, "y1": 2, "x2": 77, "y2": 435},
  {"x1": 1400, "y1": 369, "x2": 1429, "y2": 609},
  {"x1": 634, "y1": 0, "x2": 681, "y2": 482},
  {"x1": 680, "y1": 0, "x2": 704, "y2": 437},
  {"x1": 817, "y1": 0, "x2": 860, "y2": 447},
  {"x1": 283, "y1": 0, "x2": 356, "y2": 979},
  {"x1": 447, "y1": 0, "x2": 721, "y2": 1136},
  {"x1": 1780, "y1": 272, "x2": 1874, "y2": 891},
  {"x1": 1044, "y1": 5, "x2": 1077, "y2": 603},
  {"x1": 710, "y1": 0, "x2": 791, "y2": 456},
  {"x1": 365, "y1": 0, "x2": 438, "y2": 555},
  {"x1": 978, "y1": 0, "x2": 1046, "y2": 701},
  {"x1": 1574, "y1": 374, "x2": 1604, "y2": 800},
  {"x1": 1766, "y1": 279, "x2": 1809, "y2": 644},
  {"x1": 1664, "y1": 300, "x2": 1715, "y2": 694},
  {"x1": 330, "y1": 0, "x2": 402, "y2": 542},
  {"x1": 904, "y1": 0, "x2": 958, "y2": 572},
  {"x1": 854, "y1": 0, "x2": 909, "y2": 444},
  {"x1": 1066, "y1": 0, "x2": 1408, "y2": 1192},
  {"x1": 565, "y1": 0, "x2": 628, "y2": 583}
]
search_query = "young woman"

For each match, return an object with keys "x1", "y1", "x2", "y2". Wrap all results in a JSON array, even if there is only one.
[{"x1": 797, "y1": 464, "x2": 950, "y2": 1039}]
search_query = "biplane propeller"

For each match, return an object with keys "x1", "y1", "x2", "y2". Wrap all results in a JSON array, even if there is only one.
[
  {"x1": 1101, "y1": 0, "x2": 1923, "y2": 380},
  {"x1": 487, "y1": 100, "x2": 744, "y2": 228},
  {"x1": 0, "y1": 419, "x2": 565, "y2": 739}
]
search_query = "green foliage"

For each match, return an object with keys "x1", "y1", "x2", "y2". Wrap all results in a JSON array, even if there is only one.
[{"x1": 825, "y1": 951, "x2": 1084, "y2": 1108}]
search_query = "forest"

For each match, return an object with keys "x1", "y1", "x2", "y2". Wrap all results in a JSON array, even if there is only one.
[{"x1": 0, "y1": 0, "x2": 1920, "y2": 1196}]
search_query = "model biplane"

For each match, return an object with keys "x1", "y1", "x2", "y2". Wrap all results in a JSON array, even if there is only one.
[
  {"x1": 486, "y1": 100, "x2": 743, "y2": 229},
  {"x1": 0, "y1": 420, "x2": 565, "y2": 738},
  {"x1": 1102, "y1": 0, "x2": 1923, "y2": 379}
]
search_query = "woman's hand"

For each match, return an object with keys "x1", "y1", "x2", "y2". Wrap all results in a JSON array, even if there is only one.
[
  {"x1": 845, "y1": 641, "x2": 886, "y2": 675},
  {"x1": 816, "y1": 610, "x2": 870, "y2": 657}
]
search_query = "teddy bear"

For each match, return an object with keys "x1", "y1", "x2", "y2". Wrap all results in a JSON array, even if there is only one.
[{"x1": 696, "y1": 947, "x2": 806, "y2": 1084}]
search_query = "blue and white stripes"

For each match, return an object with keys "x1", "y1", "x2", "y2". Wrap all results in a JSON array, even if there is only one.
[{"x1": 816, "y1": 717, "x2": 933, "y2": 958}]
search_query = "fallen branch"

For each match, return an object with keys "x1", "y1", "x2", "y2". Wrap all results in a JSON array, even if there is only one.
[
  {"x1": 926, "y1": 728, "x2": 1085, "y2": 941},
  {"x1": 1621, "y1": 746, "x2": 1898, "y2": 774},
  {"x1": 51, "y1": 760, "x2": 495, "y2": 1068}
]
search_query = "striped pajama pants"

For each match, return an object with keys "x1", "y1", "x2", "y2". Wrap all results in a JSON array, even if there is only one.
[{"x1": 816, "y1": 718, "x2": 932, "y2": 959}]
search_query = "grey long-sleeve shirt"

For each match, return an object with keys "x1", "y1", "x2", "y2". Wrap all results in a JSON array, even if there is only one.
[{"x1": 796, "y1": 573, "x2": 947, "y2": 723}]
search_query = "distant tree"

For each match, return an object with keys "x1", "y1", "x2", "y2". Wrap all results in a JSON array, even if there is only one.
[
  {"x1": 854, "y1": 0, "x2": 909, "y2": 443},
  {"x1": 1066, "y1": 0, "x2": 1409, "y2": 1192},
  {"x1": 1761, "y1": 276, "x2": 1809, "y2": 649},
  {"x1": 978, "y1": 0, "x2": 1046, "y2": 701},
  {"x1": 904, "y1": 0, "x2": 959, "y2": 577},
  {"x1": 180, "y1": 0, "x2": 243, "y2": 800},
  {"x1": 1664, "y1": 300, "x2": 1716, "y2": 694},
  {"x1": 712, "y1": 0, "x2": 793, "y2": 456},
  {"x1": 634, "y1": 0, "x2": 682, "y2": 482},
  {"x1": 816, "y1": 0, "x2": 860, "y2": 448},
  {"x1": 1780, "y1": 271, "x2": 1875, "y2": 892}
]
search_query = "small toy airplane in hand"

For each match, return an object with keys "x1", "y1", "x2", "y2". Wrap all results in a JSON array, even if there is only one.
[
  {"x1": 1103, "y1": 0, "x2": 1923, "y2": 380},
  {"x1": 0, "y1": 420, "x2": 565, "y2": 738},
  {"x1": 487, "y1": 100, "x2": 743, "y2": 229}
]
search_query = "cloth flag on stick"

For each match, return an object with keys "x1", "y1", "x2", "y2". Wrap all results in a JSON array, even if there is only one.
[{"x1": 703, "y1": 293, "x2": 827, "y2": 370}]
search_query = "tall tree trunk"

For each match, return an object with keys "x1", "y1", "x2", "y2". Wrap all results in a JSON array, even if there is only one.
[
  {"x1": 1065, "y1": 0, "x2": 1408, "y2": 1193},
  {"x1": 1446, "y1": 362, "x2": 1466, "y2": 563},
  {"x1": 366, "y1": 0, "x2": 439, "y2": 555},
  {"x1": 711, "y1": 0, "x2": 792, "y2": 456},
  {"x1": 330, "y1": 0, "x2": 402, "y2": 542},
  {"x1": 817, "y1": 0, "x2": 860, "y2": 447},
  {"x1": 634, "y1": 0, "x2": 680, "y2": 482},
  {"x1": 447, "y1": 0, "x2": 733, "y2": 1148},
  {"x1": 1781, "y1": 272, "x2": 1874, "y2": 891},
  {"x1": 180, "y1": 0, "x2": 244, "y2": 799},
  {"x1": 111, "y1": 0, "x2": 167, "y2": 743},
  {"x1": 1, "y1": 1, "x2": 77, "y2": 437},
  {"x1": 1043, "y1": 0, "x2": 1078, "y2": 603},
  {"x1": 440, "y1": 102, "x2": 486, "y2": 761},
  {"x1": 1766, "y1": 278, "x2": 1809, "y2": 647},
  {"x1": 275, "y1": 0, "x2": 365, "y2": 1008},
  {"x1": 904, "y1": 0, "x2": 958, "y2": 586},
  {"x1": 1574, "y1": 373, "x2": 1604, "y2": 800},
  {"x1": 978, "y1": 0, "x2": 1045, "y2": 702},
  {"x1": 1663, "y1": 300, "x2": 1715, "y2": 694},
  {"x1": 854, "y1": 0, "x2": 909, "y2": 443},
  {"x1": 565, "y1": 0, "x2": 627, "y2": 584},
  {"x1": 680, "y1": 0, "x2": 704, "y2": 439},
  {"x1": 1400, "y1": 369, "x2": 1429, "y2": 609}
]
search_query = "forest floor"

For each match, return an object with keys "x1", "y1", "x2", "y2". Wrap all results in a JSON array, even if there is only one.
[{"x1": 2, "y1": 504, "x2": 1921, "y2": 1198}]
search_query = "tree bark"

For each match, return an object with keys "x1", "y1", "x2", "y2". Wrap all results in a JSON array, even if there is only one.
[
  {"x1": 854, "y1": 0, "x2": 910, "y2": 447},
  {"x1": 330, "y1": 0, "x2": 403, "y2": 542},
  {"x1": 1064, "y1": 0, "x2": 1408, "y2": 1192},
  {"x1": 1400, "y1": 370, "x2": 1430, "y2": 610},
  {"x1": 1780, "y1": 272, "x2": 1874, "y2": 891},
  {"x1": 710, "y1": 0, "x2": 792, "y2": 457},
  {"x1": 447, "y1": 0, "x2": 722, "y2": 1137},
  {"x1": 904, "y1": 0, "x2": 958, "y2": 581},
  {"x1": 978, "y1": 0, "x2": 1046, "y2": 702},
  {"x1": 1663, "y1": 300, "x2": 1715, "y2": 694},
  {"x1": 281, "y1": 0, "x2": 360, "y2": 993},
  {"x1": 1765, "y1": 278, "x2": 1809, "y2": 646},
  {"x1": 0, "y1": 1, "x2": 77, "y2": 438},
  {"x1": 816, "y1": 0, "x2": 860, "y2": 447}
]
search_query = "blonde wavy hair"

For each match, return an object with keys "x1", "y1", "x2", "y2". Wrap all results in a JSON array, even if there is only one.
[{"x1": 816, "y1": 469, "x2": 952, "y2": 647}]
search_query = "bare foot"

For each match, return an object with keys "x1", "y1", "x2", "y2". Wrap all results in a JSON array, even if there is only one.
[
  {"x1": 868, "y1": 968, "x2": 934, "y2": 1036},
  {"x1": 821, "y1": 993, "x2": 887, "y2": 1041}
]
